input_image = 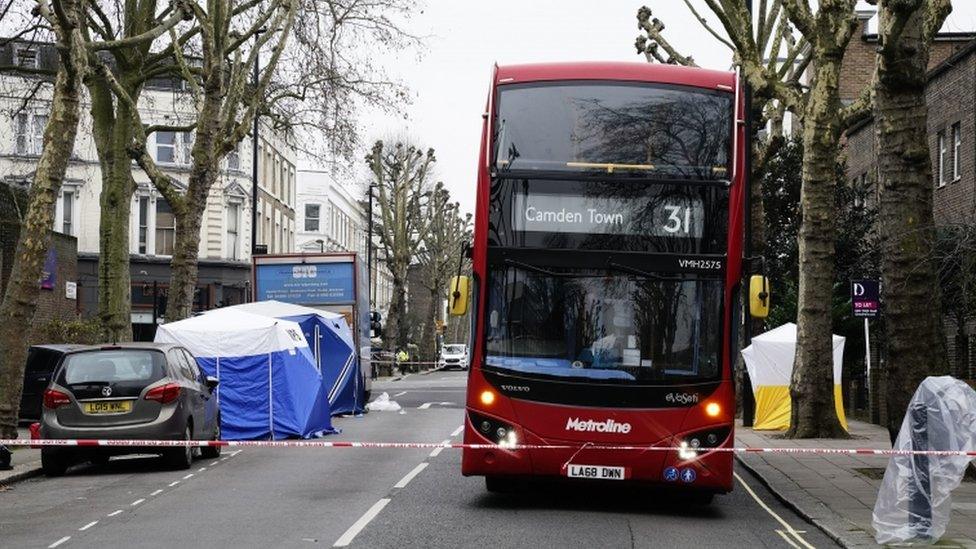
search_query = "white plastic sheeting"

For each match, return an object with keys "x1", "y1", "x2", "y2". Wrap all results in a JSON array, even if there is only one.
[
  {"x1": 873, "y1": 376, "x2": 976, "y2": 545},
  {"x1": 366, "y1": 392, "x2": 402, "y2": 412}
]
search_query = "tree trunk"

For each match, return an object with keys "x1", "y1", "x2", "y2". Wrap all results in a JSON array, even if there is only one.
[
  {"x1": 787, "y1": 51, "x2": 848, "y2": 439},
  {"x1": 97, "y1": 134, "x2": 135, "y2": 341},
  {"x1": 384, "y1": 274, "x2": 408, "y2": 352},
  {"x1": 874, "y1": 2, "x2": 950, "y2": 440},
  {"x1": 0, "y1": 0, "x2": 86, "y2": 438},
  {"x1": 163, "y1": 71, "x2": 225, "y2": 321}
]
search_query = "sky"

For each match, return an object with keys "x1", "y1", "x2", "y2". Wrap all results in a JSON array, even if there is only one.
[{"x1": 353, "y1": 1, "x2": 976, "y2": 215}]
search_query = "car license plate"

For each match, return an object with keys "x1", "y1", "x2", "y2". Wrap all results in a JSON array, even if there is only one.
[
  {"x1": 84, "y1": 400, "x2": 133, "y2": 414},
  {"x1": 566, "y1": 464, "x2": 629, "y2": 480}
]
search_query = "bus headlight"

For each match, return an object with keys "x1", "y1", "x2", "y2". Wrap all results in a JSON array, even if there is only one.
[
  {"x1": 470, "y1": 411, "x2": 517, "y2": 448},
  {"x1": 679, "y1": 426, "x2": 732, "y2": 459},
  {"x1": 678, "y1": 441, "x2": 697, "y2": 460}
]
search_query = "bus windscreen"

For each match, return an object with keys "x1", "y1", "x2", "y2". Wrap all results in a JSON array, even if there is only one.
[
  {"x1": 494, "y1": 82, "x2": 732, "y2": 179},
  {"x1": 485, "y1": 266, "x2": 723, "y2": 385}
]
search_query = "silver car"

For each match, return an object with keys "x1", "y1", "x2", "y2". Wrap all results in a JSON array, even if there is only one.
[{"x1": 40, "y1": 342, "x2": 221, "y2": 476}]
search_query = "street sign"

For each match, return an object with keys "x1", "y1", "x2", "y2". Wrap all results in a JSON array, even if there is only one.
[{"x1": 851, "y1": 279, "x2": 880, "y2": 318}]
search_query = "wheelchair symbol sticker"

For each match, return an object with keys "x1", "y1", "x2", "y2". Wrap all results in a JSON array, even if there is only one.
[{"x1": 663, "y1": 466, "x2": 679, "y2": 482}]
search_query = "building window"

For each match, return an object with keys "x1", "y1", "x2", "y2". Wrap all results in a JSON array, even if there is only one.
[
  {"x1": 952, "y1": 122, "x2": 961, "y2": 181},
  {"x1": 61, "y1": 191, "x2": 74, "y2": 235},
  {"x1": 227, "y1": 145, "x2": 240, "y2": 171},
  {"x1": 937, "y1": 131, "x2": 947, "y2": 187},
  {"x1": 138, "y1": 197, "x2": 149, "y2": 254},
  {"x1": 305, "y1": 204, "x2": 320, "y2": 232},
  {"x1": 156, "y1": 131, "x2": 176, "y2": 163},
  {"x1": 155, "y1": 199, "x2": 176, "y2": 255},
  {"x1": 226, "y1": 203, "x2": 240, "y2": 260},
  {"x1": 13, "y1": 44, "x2": 38, "y2": 68},
  {"x1": 181, "y1": 131, "x2": 194, "y2": 165},
  {"x1": 15, "y1": 112, "x2": 46, "y2": 155}
]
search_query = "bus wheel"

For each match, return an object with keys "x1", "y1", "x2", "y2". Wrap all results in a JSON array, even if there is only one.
[{"x1": 485, "y1": 476, "x2": 517, "y2": 494}]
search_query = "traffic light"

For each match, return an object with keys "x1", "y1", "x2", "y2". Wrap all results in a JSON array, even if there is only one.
[{"x1": 369, "y1": 311, "x2": 382, "y2": 338}]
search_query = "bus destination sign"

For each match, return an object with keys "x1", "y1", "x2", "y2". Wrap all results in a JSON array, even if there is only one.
[{"x1": 513, "y1": 193, "x2": 704, "y2": 238}]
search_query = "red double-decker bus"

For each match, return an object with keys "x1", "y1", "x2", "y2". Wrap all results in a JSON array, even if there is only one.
[{"x1": 451, "y1": 61, "x2": 750, "y2": 502}]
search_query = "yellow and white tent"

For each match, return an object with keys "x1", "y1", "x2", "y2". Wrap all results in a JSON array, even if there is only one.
[{"x1": 740, "y1": 322, "x2": 848, "y2": 431}]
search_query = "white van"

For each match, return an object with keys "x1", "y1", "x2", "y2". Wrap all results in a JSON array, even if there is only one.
[{"x1": 439, "y1": 344, "x2": 468, "y2": 370}]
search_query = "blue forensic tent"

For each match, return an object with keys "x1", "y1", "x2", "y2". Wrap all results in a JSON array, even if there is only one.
[
  {"x1": 154, "y1": 308, "x2": 335, "y2": 440},
  {"x1": 211, "y1": 301, "x2": 363, "y2": 415}
]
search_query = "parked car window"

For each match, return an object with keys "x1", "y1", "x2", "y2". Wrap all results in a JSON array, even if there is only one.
[
  {"x1": 59, "y1": 350, "x2": 165, "y2": 385},
  {"x1": 169, "y1": 349, "x2": 196, "y2": 382},
  {"x1": 180, "y1": 349, "x2": 203, "y2": 382},
  {"x1": 26, "y1": 347, "x2": 63, "y2": 373}
]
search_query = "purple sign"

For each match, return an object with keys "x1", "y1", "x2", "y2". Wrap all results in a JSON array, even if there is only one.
[
  {"x1": 851, "y1": 279, "x2": 879, "y2": 318},
  {"x1": 40, "y1": 248, "x2": 56, "y2": 290}
]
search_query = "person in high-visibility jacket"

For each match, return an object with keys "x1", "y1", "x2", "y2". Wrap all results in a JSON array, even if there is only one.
[{"x1": 395, "y1": 349, "x2": 409, "y2": 371}]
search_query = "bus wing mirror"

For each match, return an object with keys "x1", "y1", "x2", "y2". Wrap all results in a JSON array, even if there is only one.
[
  {"x1": 749, "y1": 275, "x2": 770, "y2": 319},
  {"x1": 448, "y1": 276, "x2": 470, "y2": 316}
]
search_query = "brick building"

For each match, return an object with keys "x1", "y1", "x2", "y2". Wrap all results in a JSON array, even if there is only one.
[
  {"x1": 836, "y1": 10, "x2": 974, "y2": 105},
  {"x1": 0, "y1": 181, "x2": 79, "y2": 339},
  {"x1": 845, "y1": 40, "x2": 976, "y2": 422}
]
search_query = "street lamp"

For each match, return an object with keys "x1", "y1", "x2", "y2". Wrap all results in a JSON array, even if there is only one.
[
  {"x1": 366, "y1": 183, "x2": 376, "y2": 307},
  {"x1": 250, "y1": 29, "x2": 267, "y2": 256},
  {"x1": 315, "y1": 238, "x2": 324, "y2": 253}
]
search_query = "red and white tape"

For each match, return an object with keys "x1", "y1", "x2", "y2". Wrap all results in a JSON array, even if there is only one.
[{"x1": 2, "y1": 438, "x2": 976, "y2": 457}]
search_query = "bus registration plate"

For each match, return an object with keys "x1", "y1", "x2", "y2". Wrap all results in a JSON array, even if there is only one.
[{"x1": 566, "y1": 464, "x2": 628, "y2": 480}]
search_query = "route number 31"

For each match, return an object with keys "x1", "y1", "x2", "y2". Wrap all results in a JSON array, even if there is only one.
[{"x1": 662, "y1": 205, "x2": 693, "y2": 234}]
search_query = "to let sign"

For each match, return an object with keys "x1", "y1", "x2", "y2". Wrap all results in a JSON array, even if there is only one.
[{"x1": 851, "y1": 279, "x2": 880, "y2": 318}]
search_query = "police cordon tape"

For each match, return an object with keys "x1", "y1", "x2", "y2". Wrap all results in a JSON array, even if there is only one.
[{"x1": 2, "y1": 438, "x2": 976, "y2": 457}]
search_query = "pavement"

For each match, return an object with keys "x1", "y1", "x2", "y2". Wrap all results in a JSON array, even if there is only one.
[
  {"x1": 0, "y1": 426, "x2": 42, "y2": 486},
  {"x1": 735, "y1": 419, "x2": 976, "y2": 548},
  {"x1": 0, "y1": 369, "x2": 840, "y2": 548}
]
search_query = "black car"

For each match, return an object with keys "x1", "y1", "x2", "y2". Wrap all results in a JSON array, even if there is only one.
[{"x1": 19, "y1": 345, "x2": 83, "y2": 422}]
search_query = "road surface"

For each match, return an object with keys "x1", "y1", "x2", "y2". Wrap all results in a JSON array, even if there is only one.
[{"x1": 0, "y1": 370, "x2": 836, "y2": 548}]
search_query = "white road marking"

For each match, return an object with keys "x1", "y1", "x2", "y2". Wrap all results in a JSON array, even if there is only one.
[
  {"x1": 231, "y1": 450, "x2": 242, "y2": 457},
  {"x1": 182, "y1": 473, "x2": 194, "y2": 480},
  {"x1": 393, "y1": 391, "x2": 407, "y2": 397},
  {"x1": 333, "y1": 498, "x2": 390, "y2": 547},
  {"x1": 418, "y1": 402, "x2": 454, "y2": 409},
  {"x1": 429, "y1": 439, "x2": 452, "y2": 458},
  {"x1": 451, "y1": 425, "x2": 464, "y2": 437},
  {"x1": 49, "y1": 536, "x2": 70, "y2": 548},
  {"x1": 197, "y1": 467, "x2": 207, "y2": 472},
  {"x1": 150, "y1": 489, "x2": 163, "y2": 496},
  {"x1": 733, "y1": 472, "x2": 815, "y2": 549},
  {"x1": 168, "y1": 481, "x2": 180, "y2": 487},
  {"x1": 79, "y1": 521, "x2": 98, "y2": 531},
  {"x1": 209, "y1": 461, "x2": 219, "y2": 466},
  {"x1": 107, "y1": 510, "x2": 123, "y2": 517},
  {"x1": 393, "y1": 463, "x2": 428, "y2": 489},
  {"x1": 220, "y1": 457, "x2": 229, "y2": 461},
  {"x1": 130, "y1": 498, "x2": 145, "y2": 506},
  {"x1": 775, "y1": 530, "x2": 801, "y2": 549}
]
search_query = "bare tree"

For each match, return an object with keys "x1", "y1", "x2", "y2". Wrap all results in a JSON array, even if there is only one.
[
  {"x1": 124, "y1": 0, "x2": 417, "y2": 322},
  {"x1": 366, "y1": 140, "x2": 436, "y2": 352},
  {"x1": 0, "y1": 0, "x2": 88, "y2": 438},
  {"x1": 868, "y1": 0, "x2": 953, "y2": 439},
  {"x1": 81, "y1": 0, "x2": 192, "y2": 340},
  {"x1": 415, "y1": 183, "x2": 471, "y2": 359},
  {"x1": 637, "y1": 1, "x2": 868, "y2": 437}
]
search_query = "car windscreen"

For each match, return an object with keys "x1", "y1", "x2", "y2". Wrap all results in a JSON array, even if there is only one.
[
  {"x1": 443, "y1": 345, "x2": 466, "y2": 354},
  {"x1": 57, "y1": 350, "x2": 167, "y2": 387}
]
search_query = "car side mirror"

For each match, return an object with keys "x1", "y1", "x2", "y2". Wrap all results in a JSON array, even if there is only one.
[{"x1": 205, "y1": 376, "x2": 219, "y2": 391}]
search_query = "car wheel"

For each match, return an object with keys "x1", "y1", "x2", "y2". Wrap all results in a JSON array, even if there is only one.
[
  {"x1": 166, "y1": 425, "x2": 193, "y2": 470},
  {"x1": 485, "y1": 476, "x2": 518, "y2": 494},
  {"x1": 200, "y1": 416, "x2": 221, "y2": 459},
  {"x1": 41, "y1": 448, "x2": 69, "y2": 477}
]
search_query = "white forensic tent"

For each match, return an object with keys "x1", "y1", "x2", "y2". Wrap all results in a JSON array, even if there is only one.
[{"x1": 740, "y1": 322, "x2": 848, "y2": 431}]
